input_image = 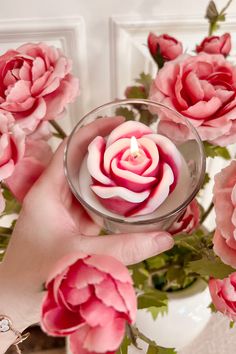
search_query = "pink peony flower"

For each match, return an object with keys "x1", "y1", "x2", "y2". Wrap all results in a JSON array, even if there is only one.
[
  {"x1": 0, "y1": 109, "x2": 25, "y2": 180},
  {"x1": 147, "y1": 33, "x2": 183, "y2": 61},
  {"x1": 87, "y1": 121, "x2": 182, "y2": 217},
  {"x1": 0, "y1": 190, "x2": 5, "y2": 213},
  {"x1": 168, "y1": 199, "x2": 200, "y2": 235},
  {"x1": 209, "y1": 273, "x2": 236, "y2": 321},
  {"x1": 6, "y1": 137, "x2": 52, "y2": 202},
  {"x1": 0, "y1": 42, "x2": 79, "y2": 134},
  {"x1": 196, "y1": 33, "x2": 231, "y2": 56},
  {"x1": 41, "y1": 253, "x2": 136, "y2": 354},
  {"x1": 213, "y1": 161, "x2": 236, "y2": 268},
  {"x1": 149, "y1": 53, "x2": 236, "y2": 146}
]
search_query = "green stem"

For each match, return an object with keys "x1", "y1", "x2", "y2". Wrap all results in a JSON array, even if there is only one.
[
  {"x1": 201, "y1": 202, "x2": 214, "y2": 223},
  {"x1": 50, "y1": 120, "x2": 67, "y2": 139}
]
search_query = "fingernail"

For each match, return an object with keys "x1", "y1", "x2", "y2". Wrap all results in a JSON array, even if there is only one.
[{"x1": 154, "y1": 233, "x2": 174, "y2": 251}]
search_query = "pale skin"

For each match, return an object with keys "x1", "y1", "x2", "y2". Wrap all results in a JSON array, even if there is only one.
[{"x1": 0, "y1": 117, "x2": 174, "y2": 353}]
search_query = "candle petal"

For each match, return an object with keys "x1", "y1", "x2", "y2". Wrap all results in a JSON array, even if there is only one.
[
  {"x1": 128, "y1": 163, "x2": 174, "y2": 216},
  {"x1": 119, "y1": 157, "x2": 151, "y2": 174},
  {"x1": 91, "y1": 184, "x2": 150, "y2": 203},
  {"x1": 106, "y1": 120, "x2": 152, "y2": 147},
  {"x1": 103, "y1": 138, "x2": 130, "y2": 174},
  {"x1": 87, "y1": 136, "x2": 114, "y2": 185},
  {"x1": 111, "y1": 158, "x2": 156, "y2": 192},
  {"x1": 146, "y1": 133, "x2": 182, "y2": 180},
  {"x1": 138, "y1": 137, "x2": 160, "y2": 177}
]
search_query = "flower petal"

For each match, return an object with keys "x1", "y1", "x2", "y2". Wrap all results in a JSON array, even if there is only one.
[
  {"x1": 94, "y1": 277, "x2": 127, "y2": 313},
  {"x1": 84, "y1": 255, "x2": 132, "y2": 283},
  {"x1": 129, "y1": 163, "x2": 174, "y2": 216},
  {"x1": 106, "y1": 120, "x2": 152, "y2": 147},
  {"x1": 67, "y1": 261, "x2": 106, "y2": 289},
  {"x1": 111, "y1": 158, "x2": 156, "y2": 192},
  {"x1": 80, "y1": 296, "x2": 116, "y2": 327},
  {"x1": 87, "y1": 136, "x2": 114, "y2": 185},
  {"x1": 83, "y1": 318, "x2": 126, "y2": 352},
  {"x1": 91, "y1": 184, "x2": 150, "y2": 203}
]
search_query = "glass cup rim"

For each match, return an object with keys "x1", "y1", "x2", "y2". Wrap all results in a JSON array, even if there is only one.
[{"x1": 64, "y1": 98, "x2": 206, "y2": 225}]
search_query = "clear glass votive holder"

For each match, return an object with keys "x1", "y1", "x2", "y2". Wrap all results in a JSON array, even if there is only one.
[{"x1": 64, "y1": 99, "x2": 206, "y2": 234}]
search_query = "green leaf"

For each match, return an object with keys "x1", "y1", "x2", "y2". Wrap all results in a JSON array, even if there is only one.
[
  {"x1": 130, "y1": 325, "x2": 177, "y2": 353},
  {"x1": 230, "y1": 321, "x2": 235, "y2": 329},
  {"x1": 116, "y1": 336, "x2": 132, "y2": 354},
  {"x1": 205, "y1": 1, "x2": 219, "y2": 22},
  {"x1": 115, "y1": 107, "x2": 135, "y2": 121},
  {"x1": 138, "y1": 289, "x2": 168, "y2": 310},
  {"x1": 205, "y1": 0, "x2": 232, "y2": 35},
  {"x1": 166, "y1": 265, "x2": 186, "y2": 288},
  {"x1": 99, "y1": 228, "x2": 108, "y2": 236},
  {"x1": 2, "y1": 185, "x2": 21, "y2": 216},
  {"x1": 147, "y1": 345, "x2": 177, "y2": 354},
  {"x1": 125, "y1": 85, "x2": 147, "y2": 99},
  {"x1": 139, "y1": 109, "x2": 157, "y2": 126},
  {"x1": 202, "y1": 173, "x2": 210, "y2": 188},
  {"x1": 146, "y1": 254, "x2": 168, "y2": 270},
  {"x1": 208, "y1": 302, "x2": 217, "y2": 313},
  {"x1": 146, "y1": 305, "x2": 168, "y2": 320},
  {"x1": 135, "y1": 72, "x2": 152, "y2": 93},
  {"x1": 132, "y1": 267, "x2": 149, "y2": 289},
  {"x1": 188, "y1": 255, "x2": 235, "y2": 279},
  {"x1": 203, "y1": 142, "x2": 231, "y2": 160}
]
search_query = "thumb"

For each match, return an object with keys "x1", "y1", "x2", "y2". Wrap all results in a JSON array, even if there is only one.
[{"x1": 76, "y1": 231, "x2": 174, "y2": 265}]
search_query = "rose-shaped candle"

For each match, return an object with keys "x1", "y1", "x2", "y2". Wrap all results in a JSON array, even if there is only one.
[
  {"x1": 65, "y1": 99, "x2": 205, "y2": 233},
  {"x1": 86, "y1": 121, "x2": 182, "y2": 217}
]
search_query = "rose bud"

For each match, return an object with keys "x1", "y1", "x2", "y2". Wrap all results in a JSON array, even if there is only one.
[
  {"x1": 41, "y1": 253, "x2": 136, "y2": 354},
  {"x1": 147, "y1": 33, "x2": 183, "y2": 63},
  {"x1": 168, "y1": 199, "x2": 200, "y2": 235},
  {"x1": 196, "y1": 33, "x2": 231, "y2": 56},
  {"x1": 87, "y1": 121, "x2": 182, "y2": 217},
  {"x1": 213, "y1": 161, "x2": 236, "y2": 268},
  {"x1": 209, "y1": 273, "x2": 236, "y2": 322}
]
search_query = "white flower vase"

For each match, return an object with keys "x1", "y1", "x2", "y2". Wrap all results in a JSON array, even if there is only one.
[
  {"x1": 66, "y1": 279, "x2": 211, "y2": 354},
  {"x1": 129, "y1": 279, "x2": 211, "y2": 353}
]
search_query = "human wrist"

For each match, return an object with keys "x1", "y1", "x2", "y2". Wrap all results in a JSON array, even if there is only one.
[
  {"x1": 0, "y1": 329, "x2": 16, "y2": 354},
  {"x1": 0, "y1": 262, "x2": 40, "y2": 331}
]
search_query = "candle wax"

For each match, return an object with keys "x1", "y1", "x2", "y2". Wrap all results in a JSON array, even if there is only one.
[{"x1": 78, "y1": 152, "x2": 191, "y2": 222}]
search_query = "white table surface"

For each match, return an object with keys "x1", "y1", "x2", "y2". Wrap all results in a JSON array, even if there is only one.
[{"x1": 178, "y1": 313, "x2": 236, "y2": 354}]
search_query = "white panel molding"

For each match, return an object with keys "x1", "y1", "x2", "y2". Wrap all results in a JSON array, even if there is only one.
[{"x1": 0, "y1": 17, "x2": 89, "y2": 130}]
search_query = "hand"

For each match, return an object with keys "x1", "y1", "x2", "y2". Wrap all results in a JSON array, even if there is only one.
[{"x1": 0, "y1": 117, "x2": 174, "y2": 349}]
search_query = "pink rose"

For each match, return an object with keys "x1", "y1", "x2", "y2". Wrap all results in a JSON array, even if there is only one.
[
  {"x1": 87, "y1": 121, "x2": 182, "y2": 217},
  {"x1": 6, "y1": 137, "x2": 52, "y2": 202},
  {"x1": 41, "y1": 253, "x2": 136, "y2": 354},
  {"x1": 147, "y1": 33, "x2": 183, "y2": 61},
  {"x1": 0, "y1": 190, "x2": 5, "y2": 213},
  {"x1": 213, "y1": 161, "x2": 236, "y2": 268},
  {"x1": 196, "y1": 33, "x2": 231, "y2": 56},
  {"x1": 0, "y1": 43, "x2": 79, "y2": 134},
  {"x1": 209, "y1": 273, "x2": 236, "y2": 321},
  {"x1": 0, "y1": 109, "x2": 25, "y2": 180},
  {"x1": 149, "y1": 53, "x2": 236, "y2": 146},
  {"x1": 168, "y1": 199, "x2": 200, "y2": 235}
]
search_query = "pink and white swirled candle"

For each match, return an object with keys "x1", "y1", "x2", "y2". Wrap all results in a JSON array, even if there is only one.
[{"x1": 79, "y1": 121, "x2": 190, "y2": 220}]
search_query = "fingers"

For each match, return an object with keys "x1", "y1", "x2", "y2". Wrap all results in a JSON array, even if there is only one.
[{"x1": 76, "y1": 231, "x2": 174, "y2": 265}]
